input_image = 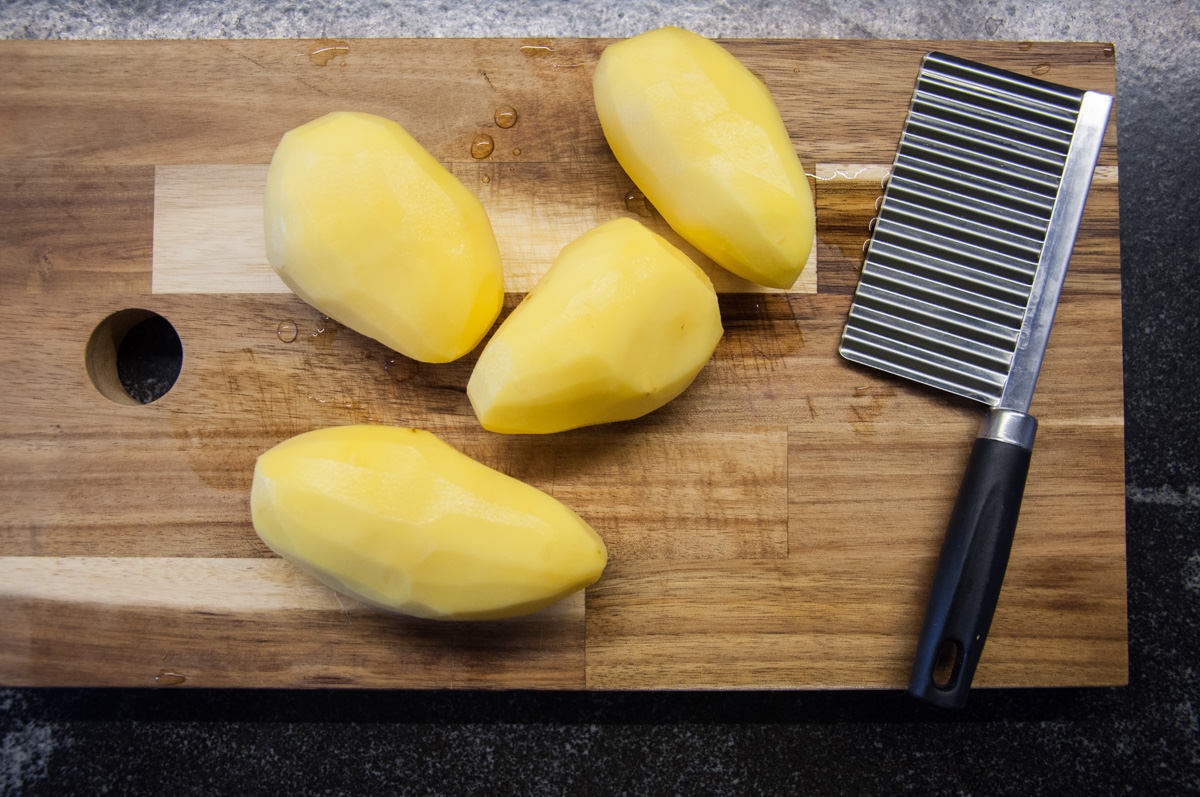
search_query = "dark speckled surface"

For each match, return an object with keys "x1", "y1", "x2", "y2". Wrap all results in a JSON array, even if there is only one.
[{"x1": 2, "y1": 1, "x2": 1198, "y2": 793}]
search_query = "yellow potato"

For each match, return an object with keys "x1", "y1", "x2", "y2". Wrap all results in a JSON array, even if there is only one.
[
  {"x1": 593, "y1": 26, "x2": 815, "y2": 289},
  {"x1": 264, "y1": 111, "x2": 503, "y2": 363},
  {"x1": 467, "y1": 218, "x2": 723, "y2": 434},
  {"x1": 251, "y1": 425, "x2": 607, "y2": 620}
]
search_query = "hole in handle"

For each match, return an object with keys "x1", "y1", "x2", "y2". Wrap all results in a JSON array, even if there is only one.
[{"x1": 932, "y1": 638, "x2": 962, "y2": 690}]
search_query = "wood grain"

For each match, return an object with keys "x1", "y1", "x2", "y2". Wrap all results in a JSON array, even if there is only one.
[
  {"x1": 0, "y1": 37, "x2": 1124, "y2": 689},
  {"x1": 0, "y1": 558, "x2": 584, "y2": 688},
  {"x1": 151, "y1": 163, "x2": 818, "y2": 294}
]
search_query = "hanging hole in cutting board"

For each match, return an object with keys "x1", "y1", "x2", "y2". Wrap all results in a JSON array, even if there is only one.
[{"x1": 85, "y1": 309, "x2": 183, "y2": 405}]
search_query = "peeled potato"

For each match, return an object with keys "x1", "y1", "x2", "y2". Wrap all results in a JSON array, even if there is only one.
[
  {"x1": 467, "y1": 218, "x2": 723, "y2": 434},
  {"x1": 264, "y1": 111, "x2": 503, "y2": 363},
  {"x1": 250, "y1": 425, "x2": 607, "y2": 620},
  {"x1": 593, "y1": 26, "x2": 815, "y2": 289}
]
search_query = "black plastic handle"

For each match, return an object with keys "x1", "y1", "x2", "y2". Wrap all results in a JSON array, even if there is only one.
[{"x1": 908, "y1": 433, "x2": 1034, "y2": 708}]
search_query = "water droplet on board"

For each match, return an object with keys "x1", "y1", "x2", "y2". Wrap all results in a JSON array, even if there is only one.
[
  {"x1": 481, "y1": 174, "x2": 491, "y2": 184},
  {"x1": 307, "y1": 41, "x2": 350, "y2": 66},
  {"x1": 512, "y1": 147, "x2": 521, "y2": 156},
  {"x1": 494, "y1": 105, "x2": 518, "y2": 128},
  {"x1": 624, "y1": 190, "x2": 652, "y2": 218},
  {"x1": 519, "y1": 44, "x2": 554, "y2": 57},
  {"x1": 384, "y1": 357, "x2": 415, "y2": 384},
  {"x1": 1032, "y1": 62, "x2": 1052, "y2": 76},
  {"x1": 276, "y1": 320, "x2": 298, "y2": 343},
  {"x1": 471, "y1": 134, "x2": 495, "y2": 159},
  {"x1": 305, "y1": 317, "x2": 339, "y2": 348},
  {"x1": 154, "y1": 670, "x2": 186, "y2": 686}
]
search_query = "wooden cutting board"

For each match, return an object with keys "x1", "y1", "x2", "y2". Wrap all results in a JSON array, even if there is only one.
[{"x1": 0, "y1": 37, "x2": 1125, "y2": 689}]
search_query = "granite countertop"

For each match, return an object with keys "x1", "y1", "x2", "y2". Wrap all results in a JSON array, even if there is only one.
[{"x1": 2, "y1": 1, "x2": 1198, "y2": 793}]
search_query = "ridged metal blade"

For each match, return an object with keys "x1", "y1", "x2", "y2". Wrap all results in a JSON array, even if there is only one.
[{"x1": 839, "y1": 51, "x2": 1112, "y2": 410}]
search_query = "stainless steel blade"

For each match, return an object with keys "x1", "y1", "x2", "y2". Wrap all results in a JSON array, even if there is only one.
[{"x1": 839, "y1": 51, "x2": 1112, "y2": 412}]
